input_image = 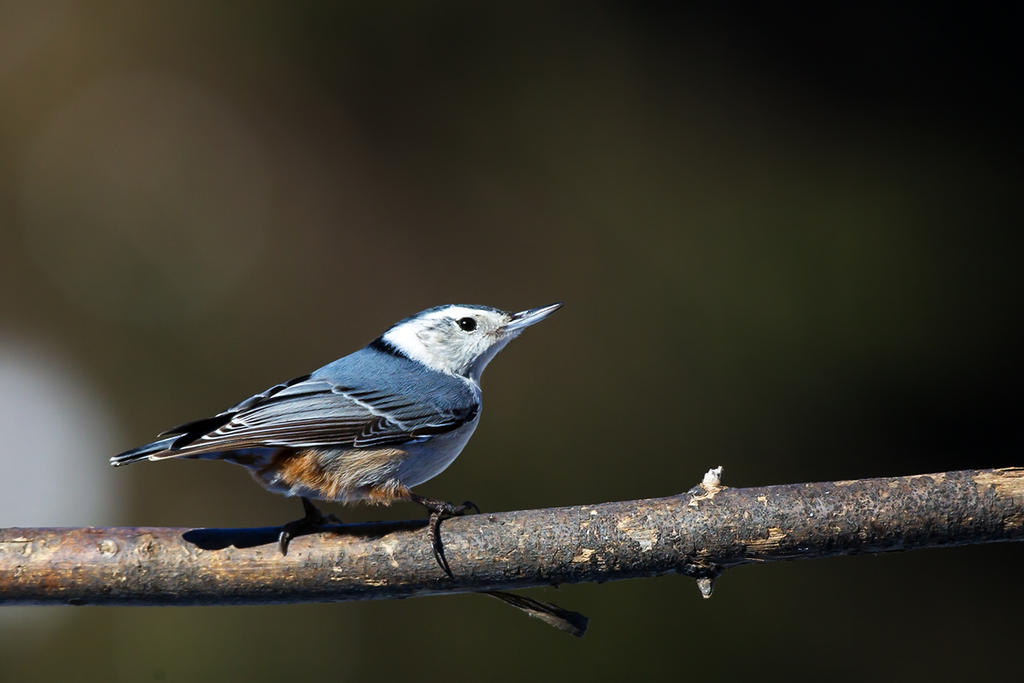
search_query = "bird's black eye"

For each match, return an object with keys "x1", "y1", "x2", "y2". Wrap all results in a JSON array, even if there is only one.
[{"x1": 457, "y1": 317, "x2": 477, "y2": 332}]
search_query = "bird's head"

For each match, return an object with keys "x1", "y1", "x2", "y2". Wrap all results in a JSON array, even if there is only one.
[{"x1": 377, "y1": 303, "x2": 562, "y2": 381}]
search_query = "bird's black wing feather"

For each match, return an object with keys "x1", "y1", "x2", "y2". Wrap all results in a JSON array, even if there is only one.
[{"x1": 163, "y1": 378, "x2": 476, "y2": 456}]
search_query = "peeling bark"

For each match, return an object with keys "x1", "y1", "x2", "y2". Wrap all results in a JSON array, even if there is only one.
[{"x1": 1, "y1": 467, "x2": 1021, "y2": 606}]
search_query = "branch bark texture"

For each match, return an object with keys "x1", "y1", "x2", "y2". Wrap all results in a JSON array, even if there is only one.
[{"x1": 1, "y1": 467, "x2": 1022, "y2": 606}]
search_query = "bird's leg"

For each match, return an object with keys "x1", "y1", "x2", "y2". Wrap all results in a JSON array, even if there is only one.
[
  {"x1": 278, "y1": 497, "x2": 340, "y2": 556},
  {"x1": 408, "y1": 492, "x2": 480, "y2": 578}
]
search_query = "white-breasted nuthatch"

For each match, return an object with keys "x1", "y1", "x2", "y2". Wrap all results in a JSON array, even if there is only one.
[{"x1": 112, "y1": 303, "x2": 562, "y2": 576}]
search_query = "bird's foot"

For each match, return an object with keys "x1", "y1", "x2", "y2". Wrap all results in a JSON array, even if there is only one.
[
  {"x1": 278, "y1": 497, "x2": 340, "y2": 556},
  {"x1": 409, "y1": 493, "x2": 479, "y2": 579}
]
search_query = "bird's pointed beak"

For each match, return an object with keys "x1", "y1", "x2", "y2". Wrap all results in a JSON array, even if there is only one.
[{"x1": 503, "y1": 302, "x2": 563, "y2": 333}]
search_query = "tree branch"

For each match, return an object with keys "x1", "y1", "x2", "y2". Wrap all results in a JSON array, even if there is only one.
[{"x1": 2, "y1": 467, "x2": 1022, "y2": 612}]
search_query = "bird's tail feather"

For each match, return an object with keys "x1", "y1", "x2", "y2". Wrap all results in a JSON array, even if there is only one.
[{"x1": 109, "y1": 437, "x2": 180, "y2": 467}]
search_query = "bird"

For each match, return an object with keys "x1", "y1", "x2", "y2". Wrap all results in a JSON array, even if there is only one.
[{"x1": 111, "y1": 302, "x2": 562, "y2": 576}]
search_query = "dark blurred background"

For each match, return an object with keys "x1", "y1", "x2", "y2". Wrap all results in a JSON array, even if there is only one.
[{"x1": 1, "y1": 3, "x2": 1022, "y2": 681}]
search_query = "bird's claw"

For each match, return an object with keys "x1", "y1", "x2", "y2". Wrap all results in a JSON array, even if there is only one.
[
  {"x1": 410, "y1": 493, "x2": 480, "y2": 578},
  {"x1": 427, "y1": 511, "x2": 453, "y2": 578},
  {"x1": 277, "y1": 497, "x2": 340, "y2": 556},
  {"x1": 278, "y1": 527, "x2": 297, "y2": 556}
]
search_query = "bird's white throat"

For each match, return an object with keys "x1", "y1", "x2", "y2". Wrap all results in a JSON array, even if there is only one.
[{"x1": 381, "y1": 305, "x2": 515, "y2": 381}]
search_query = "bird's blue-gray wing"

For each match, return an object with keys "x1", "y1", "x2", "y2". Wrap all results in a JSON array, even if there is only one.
[{"x1": 160, "y1": 377, "x2": 477, "y2": 456}]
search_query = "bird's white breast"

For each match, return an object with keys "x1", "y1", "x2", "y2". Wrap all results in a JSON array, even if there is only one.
[{"x1": 396, "y1": 412, "x2": 481, "y2": 487}]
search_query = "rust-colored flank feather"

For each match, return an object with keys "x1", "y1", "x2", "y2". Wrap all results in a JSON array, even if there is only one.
[{"x1": 250, "y1": 447, "x2": 410, "y2": 504}]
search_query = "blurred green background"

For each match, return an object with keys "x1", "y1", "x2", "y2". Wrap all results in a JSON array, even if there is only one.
[{"x1": 1, "y1": 3, "x2": 1022, "y2": 681}]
